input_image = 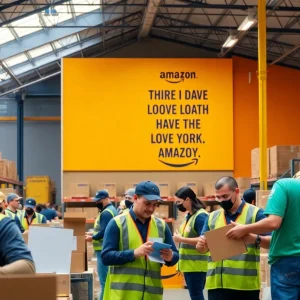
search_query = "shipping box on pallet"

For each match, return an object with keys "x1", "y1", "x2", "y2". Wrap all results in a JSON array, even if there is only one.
[
  {"x1": 251, "y1": 148, "x2": 270, "y2": 179},
  {"x1": 98, "y1": 183, "x2": 117, "y2": 198},
  {"x1": 177, "y1": 182, "x2": 198, "y2": 195},
  {"x1": 256, "y1": 190, "x2": 271, "y2": 209},
  {"x1": 269, "y1": 145, "x2": 300, "y2": 177}
]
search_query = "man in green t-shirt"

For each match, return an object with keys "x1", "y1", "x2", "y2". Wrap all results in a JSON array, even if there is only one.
[{"x1": 226, "y1": 172, "x2": 300, "y2": 300}]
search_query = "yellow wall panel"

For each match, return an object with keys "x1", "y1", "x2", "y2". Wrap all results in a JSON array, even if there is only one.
[{"x1": 62, "y1": 58, "x2": 233, "y2": 171}]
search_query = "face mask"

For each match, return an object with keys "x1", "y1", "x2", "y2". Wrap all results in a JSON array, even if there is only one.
[
  {"x1": 219, "y1": 197, "x2": 234, "y2": 211},
  {"x1": 96, "y1": 203, "x2": 103, "y2": 210},
  {"x1": 125, "y1": 200, "x2": 133, "y2": 209},
  {"x1": 26, "y1": 208, "x2": 34, "y2": 215},
  {"x1": 176, "y1": 203, "x2": 186, "y2": 212}
]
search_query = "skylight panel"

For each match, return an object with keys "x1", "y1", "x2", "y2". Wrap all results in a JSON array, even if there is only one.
[
  {"x1": 29, "y1": 44, "x2": 53, "y2": 58},
  {"x1": 72, "y1": 0, "x2": 101, "y2": 17},
  {"x1": 0, "y1": 27, "x2": 16, "y2": 45},
  {"x1": 10, "y1": 14, "x2": 43, "y2": 37},
  {"x1": 54, "y1": 34, "x2": 78, "y2": 49},
  {"x1": 4, "y1": 53, "x2": 28, "y2": 67}
]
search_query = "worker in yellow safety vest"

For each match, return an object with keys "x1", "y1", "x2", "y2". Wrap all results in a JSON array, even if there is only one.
[
  {"x1": 173, "y1": 186, "x2": 209, "y2": 300},
  {"x1": 196, "y1": 176, "x2": 271, "y2": 300},
  {"x1": 20, "y1": 198, "x2": 47, "y2": 230},
  {"x1": 85, "y1": 190, "x2": 117, "y2": 300},
  {"x1": 3, "y1": 193, "x2": 24, "y2": 232},
  {"x1": 0, "y1": 192, "x2": 6, "y2": 214},
  {"x1": 101, "y1": 181, "x2": 179, "y2": 300}
]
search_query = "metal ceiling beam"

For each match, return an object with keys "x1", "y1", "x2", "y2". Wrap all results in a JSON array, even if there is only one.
[
  {"x1": 138, "y1": 0, "x2": 161, "y2": 39},
  {"x1": 0, "y1": 32, "x2": 139, "y2": 97},
  {"x1": 271, "y1": 43, "x2": 300, "y2": 65},
  {"x1": 0, "y1": 0, "x2": 29, "y2": 13},
  {"x1": 2, "y1": 3, "x2": 300, "y2": 11},
  {"x1": 150, "y1": 34, "x2": 300, "y2": 70},
  {"x1": 0, "y1": 6, "x2": 129, "y2": 60},
  {"x1": 0, "y1": 62, "x2": 22, "y2": 86}
]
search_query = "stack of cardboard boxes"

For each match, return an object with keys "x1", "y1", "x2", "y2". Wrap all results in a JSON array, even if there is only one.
[
  {"x1": 251, "y1": 145, "x2": 300, "y2": 179},
  {"x1": 0, "y1": 153, "x2": 18, "y2": 181}
]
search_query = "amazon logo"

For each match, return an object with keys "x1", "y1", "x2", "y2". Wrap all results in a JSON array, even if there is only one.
[
  {"x1": 159, "y1": 158, "x2": 199, "y2": 168},
  {"x1": 160, "y1": 71, "x2": 197, "y2": 84}
]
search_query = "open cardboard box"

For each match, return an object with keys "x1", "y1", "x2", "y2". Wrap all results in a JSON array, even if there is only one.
[{"x1": 0, "y1": 274, "x2": 57, "y2": 300}]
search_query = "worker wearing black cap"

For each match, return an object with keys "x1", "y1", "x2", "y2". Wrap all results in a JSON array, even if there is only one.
[{"x1": 243, "y1": 188, "x2": 256, "y2": 206}]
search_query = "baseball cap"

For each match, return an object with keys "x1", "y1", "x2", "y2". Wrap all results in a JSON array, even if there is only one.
[
  {"x1": 243, "y1": 189, "x2": 256, "y2": 204},
  {"x1": 7, "y1": 193, "x2": 22, "y2": 203},
  {"x1": 93, "y1": 190, "x2": 109, "y2": 202},
  {"x1": 135, "y1": 181, "x2": 162, "y2": 201},
  {"x1": 125, "y1": 188, "x2": 135, "y2": 198},
  {"x1": 25, "y1": 198, "x2": 36, "y2": 209},
  {"x1": 293, "y1": 171, "x2": 300, "y2": 179}
]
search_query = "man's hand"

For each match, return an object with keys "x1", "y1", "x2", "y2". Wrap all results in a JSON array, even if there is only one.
[
  {"x1": 226, "y1": 221, "x2": 248, "y2": 239},
  {"x1": 173, "y1": 229, "x2": 183, "y2": 243},
  {"x1": 196, "y1": 236, "x2": 208, "y2": 253},
  {"x1": 134, "y1": 241, "x2": 154, "y2": 258},
  {"x1": 85, "y1": 235, "x2": 93, "y2": 242},
  {"x1": 242, "y1": 233, "x2": 256, "y2": 245},
  {"x1": 160, "y1": 249, "x2": 173, "y2": 262}
]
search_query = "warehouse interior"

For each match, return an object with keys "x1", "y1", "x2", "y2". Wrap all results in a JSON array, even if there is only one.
[{"x1": 0, "y1": 0, "x2": 300, "y2": 299}]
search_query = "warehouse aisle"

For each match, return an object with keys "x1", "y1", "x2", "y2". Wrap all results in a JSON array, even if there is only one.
[{"x1": 163, "y1": 289, "x2": 208, "y2": 300}]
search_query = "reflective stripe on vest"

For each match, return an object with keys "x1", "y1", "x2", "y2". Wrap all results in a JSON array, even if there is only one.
[
  {"x1": 103, "y1": 213, "x2": 166, "y2": 300},
  {"x1": 5, "y1": 209, "x2": 17, "y2": 219},
  {"x1": 178, "y1": 209, "x2": 209, "y2": 273},
  {"x1": 92, "y1": 207, "x2": 116, "y2": 251},
  {"x1": 20, "y1": 212, "x2": 44, "y2": 230},
  {"x1": 205, "y1": 203, "x2": 261, "y2": 291},
  {"x1": 0, "y1": 214, "x2": 7, "y2": 222}
]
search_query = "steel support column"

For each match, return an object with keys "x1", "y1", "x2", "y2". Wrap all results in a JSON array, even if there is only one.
[
  {"x1": 16, "y1": 93, "x2": 24, "y2": 187},
  {"x1": 258, "y1": 0, "x2": 267, "y2": 190}
]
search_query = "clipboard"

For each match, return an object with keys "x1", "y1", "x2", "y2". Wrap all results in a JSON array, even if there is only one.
[{"x1": 204, "y1": 224, "x2": 247, "y2": 262}]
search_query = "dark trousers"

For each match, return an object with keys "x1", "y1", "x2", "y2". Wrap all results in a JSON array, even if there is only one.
[
  {"x1": 208, "y1": 289, "x2": 260, "y2": 300},
  {"x1": 184, "y1": 272, "x2": 206, "y2": 300}
]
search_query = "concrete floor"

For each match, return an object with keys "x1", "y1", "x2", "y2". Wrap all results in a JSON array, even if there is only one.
[{"x1": 163, "y1": 289, "x2": 208, "y2": 300}]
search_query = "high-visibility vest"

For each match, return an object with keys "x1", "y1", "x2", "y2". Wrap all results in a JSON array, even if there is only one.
[
  {"x1": 206, "y1": 203, "x2": 260, "y2": 291},
  {"x1": 93, "y1": 205, "x2": 117, "y2": 251},
  {"x1": 20, "y1": 212, "x2": 44, "y2": 230},
  {"x1": 103, "y1": 213, "x2": 166, "y2": 300},
  {"x1": 122, "y1": 208, "x2": 130, "y2": 214},
  {"x1": 5, "y1": 209, "x2": 22, "y2": 220},
  {"x1": 0, "y1": 214, "x2": 7, "y2": 222},
  {"x1": 178, "y1": 209, "x2": 209, "y2": 272}
]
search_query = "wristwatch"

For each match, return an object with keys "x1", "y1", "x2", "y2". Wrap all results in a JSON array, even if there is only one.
[{"x1": 255, "y1": 235, "x2": 261, "y2": 249}]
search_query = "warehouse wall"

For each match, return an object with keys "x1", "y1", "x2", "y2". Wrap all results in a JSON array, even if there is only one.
[
  {"x1": 233, "y1": 56, "x2": 300, "y2": 177},
  {"x1": 0, "y1": 76, "x2": 61, "y2": 201}
]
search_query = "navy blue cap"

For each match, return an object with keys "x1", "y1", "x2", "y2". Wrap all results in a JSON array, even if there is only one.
[
  {"x1": 243, "y1": 189, "x2": 256, "y2": 204},
  {"x1": 25, "y1": 198, "x2": 36, "y2": 208},
  {"x1": 93, "y1": 190, "x2": 109, "y2": 202},
  {"x1": 135, "y1": 181, "x2": 162, "y2": 201}
]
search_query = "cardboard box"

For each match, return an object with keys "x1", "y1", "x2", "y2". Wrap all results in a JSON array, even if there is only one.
[
  {"x1": 0, "y1": 159, "x2": 8, "y2": 178},
  {"x1": 98, "y1": 183, "x2": 117, "y2": 198},
  {"x1": 0, "y1": 187, "x2": 16, "y2": 196},
  {"x1": 154, "y1": 204, "x2": 169, "y2": 219},
  {"x1": 256, "y1": 190, "x2": 271, "y2": 208},
  {"x1": 87, "y1": 245, "x2": 94, "y2": 261},
  {"x1": 124, "y1": 183, "x2": 138, "y2": 193},
  {"x1": 0, "y1": 274, "x2": 57, "y2": 300},
  {"x1": 177, "y1": 182, "x2": 198, "y2": 195},
  {"x1": 251, "y1": 148, "x2": 270, "y2": 178},
  {"x1": 236, "y1": 177, "x2": 251, "y2": 189},
  {"x1": 202, "y1": 182, "x2": 215, "y2": 196},
  {"x1": 156, "y1": 182, "x2": 170, "y2": 198},
  {"x1": 71, "y1": 252, "x2": 86, "y2": 273},
  {"x1": 69, "y1": 183, "x2": 90, "y2": 197},
  {"x1": 260, "y1": 253, "x2": 270, "y2": 286},
  {"x1": 73, "y1": 236, "x2": 86, "y2": 253},
  {"x1": 56, "y1": 274, "x2": 70, "y2": 297},
  {"x1": 83, "y1": 207, "x2": 99, "y2": 219},
  {"x1": 23, "y1": 232, "x2": 28, "y2": 244},
  {"x1": 64, "y1": 212, "x2": 87, "y2": 236},
  {"x1": 269, "y1": 145, "x2": 300, "y2": 177},
  {"x1": 7, "y1": 160, "x2": 17, "y2": 180},
  {"x1": 66, "y1": 207, "x2": 83, "y2": 213}
]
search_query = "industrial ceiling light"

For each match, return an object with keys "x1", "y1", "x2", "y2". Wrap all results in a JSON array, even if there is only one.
[
  {"x1": 222, "y1": 35, "x2": 238, "y2": 48},
  {"x1": 238, "y1": 15, "x2": 257, "y2": 31}
]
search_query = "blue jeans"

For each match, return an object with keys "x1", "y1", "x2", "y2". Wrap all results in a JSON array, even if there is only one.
[
  {"x1": 184, "y1": 272, "x2": 206, "y2": 300},
  {"x1": 96, "y1": 250, "x2": 108, "y2": 300},
  {"x1": 271, "y1": 256, "x2": 300, "y2": 300}
]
